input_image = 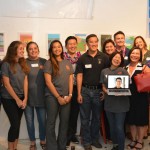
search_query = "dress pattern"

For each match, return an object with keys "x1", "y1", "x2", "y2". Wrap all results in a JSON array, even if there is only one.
[{"x1": 126, "y1": 63, "x2": 149, "y2": 126}]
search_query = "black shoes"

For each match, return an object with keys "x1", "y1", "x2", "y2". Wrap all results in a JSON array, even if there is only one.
[
  {"x1": 71, "y1": 135, "x2": 79, "y2": 144},
  {"x1": 111, "y1": 145, "x2": 118, "y2": 150},
  {"x1": 84, "y1": 141, "x2": 102, "y2": 150},
  {"x1": 66, "y1": 135, "x2": 79, "y2": 147},
  {"x1": 84, "y1": 145, "x2": 92, "y2": 150},
  {"x1": 66, "y1": 140, "x2": 70, "y2": 147},
  {"x1": 91, "y1": 140, "x2": 102, "y2": 148}
]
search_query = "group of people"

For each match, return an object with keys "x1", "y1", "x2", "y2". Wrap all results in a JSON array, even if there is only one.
[{"x1": 0, "y1": 31, "x2": 150, "y2": 150}]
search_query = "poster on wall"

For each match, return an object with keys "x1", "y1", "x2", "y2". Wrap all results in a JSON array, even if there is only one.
[
  {"x1": 125, "y1": 36, "x2": 135, "y2": 49},
  {"x1": 75, "y1": 34, "x2": 86, "y2": 53},
  {"x1": 19, "y1": 33, "x2": 33, "y2": 47},
  {"x1": 100, "y1": 34, "x2": 112, "y2": 48},
  {"x1": 0, "y1": 33, "x2": 4, "y2": 54},
  {"x1": 148, "y1": 0, "x2": 150, "y2": 37},
  {"x1": 47, "y1": 34, "x2": 60, "y2": 52}
]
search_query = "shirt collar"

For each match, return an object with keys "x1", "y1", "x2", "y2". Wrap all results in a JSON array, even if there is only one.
[
  {"x1": 126, "y1": 62, "x2": 142, "y2": 68},
  {"x1": 86, "y1": 50, "x2": 101, "y2": 57},
  {"x1": 116, "y1": 46, "x2": 126, "y2": 56}
]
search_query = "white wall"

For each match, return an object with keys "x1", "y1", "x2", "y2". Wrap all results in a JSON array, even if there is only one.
[
  {"x1": 0, "y1": 0, "x2": 148, "y2": 139},
  {"x1": 0, "y1": 0, "x2": 148, "y2": 59}
]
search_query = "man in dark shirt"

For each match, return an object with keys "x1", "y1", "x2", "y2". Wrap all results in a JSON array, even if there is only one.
[
  {"x1": 114, "y1": 31, "x2": 130, "y2": 65},
  {"x1": 114, "y1": 77, "x2": 122, "y2": 89},
  {"x1": 76, "y1": 34, "x2": 109, "y2": 150}
]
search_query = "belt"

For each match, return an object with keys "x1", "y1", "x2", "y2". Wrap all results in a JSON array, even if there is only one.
[{"x1": 82, "y1": 84, "x2": 101, "y2": 90}]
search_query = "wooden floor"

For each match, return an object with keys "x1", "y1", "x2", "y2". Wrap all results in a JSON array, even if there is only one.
[{"x1": 0, "y1": 136, "x2": 150, "y2": 150}]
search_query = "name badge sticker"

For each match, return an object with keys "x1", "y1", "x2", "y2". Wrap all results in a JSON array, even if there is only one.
[
  {"x1": 124, "y1": 56, "x2": 128, "y2": 60},
  {"x1": 146, "y1": 57, "x2": 150, "y2": 61},
  {"x1": 136, "y1": 67, "x2": 143, "y2": 70},
  {"x1": 31, "y1": 64, "x2": 39, "y2": 67},
  {"x1": 85, "y1": 64, "x2": 92, "y2": 68}
]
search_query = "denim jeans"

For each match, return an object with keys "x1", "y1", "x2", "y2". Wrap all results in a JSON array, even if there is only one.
[
  {"x1": 106, "y1": 111, "x2": 126, "y2": 150},
  {"x1": 24, "y1": 105, "x2": 46, "y2": 141},
  {"x1": 80, "y1": 86, "x2": 103, "y2": 146},
  {"x1": 45, "y1": 95, "x2": 71, "y2": 150}
]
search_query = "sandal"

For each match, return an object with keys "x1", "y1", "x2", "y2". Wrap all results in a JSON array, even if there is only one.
[
  {"x1": 143, "y1": 135, "x2": 148, "y2": 139},
  {"x1": 40, "y1": 143, "x2": 46, "y2": 150},
  {"x1": 132, "y1": 141, "x2": 143, "y2": 150},
  {"x1": 127, "y1": 140, "x2": 136, "y2": 149},
  {"x1": 30, "y1": 144, "x2": 36, "y2": 150}
]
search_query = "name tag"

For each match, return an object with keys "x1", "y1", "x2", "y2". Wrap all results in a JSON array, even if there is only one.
[
  {"x1": 31, "y1": 64, "x2": 39, "y2": 67},
  {"x1": 136, "y1": 67, "x2": 143, "y2": 70},
  {"x1": 85, "y1": 64, "x2": 92, "y2": 68},
  {"x1": 124, "y1": 56, "x2": 128, "y2": 60},
  {"x1": 146, "y1": 57, "x2": 150, "y2": 61}
]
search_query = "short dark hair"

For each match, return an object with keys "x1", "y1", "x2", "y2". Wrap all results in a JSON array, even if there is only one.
[
  {"x1": 128, "y1": 47, "x2": 142, "y2": 63},
  {"x1": 116, "y1": 77, "x2": 122, "y2": 81},
  {"x1": 86, "y1": 34, "x2": 99, "y2": 43},
  {"x1": 102, "y1": 39, "x2": 115, "y2": 54},
  {"x1": 65, "y1": 36, "x2": 77, "y2": 46},
  {"x1": 114, "y1": 31, "x2": 125, "y2": 39},
  {"x1": 109, "y1": 51, "x2": 124, "y2": 67}
]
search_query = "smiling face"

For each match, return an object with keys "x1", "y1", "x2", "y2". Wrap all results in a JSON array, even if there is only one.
[
  {"x1": 27, "y1": 43, "x2": 39, "y2": 59},
  {"x1": 135, "y1": 37, "x2": 146, "y2": 50},
  {"x1": 52, "y1": 42, "x2": 63, "y2": 57},
  {"x1": 111, "y1": 53, "x2": 122, "y2": 67},
  {"x1": 66, "y1": 39, "x2": 77, "y2": 54},
  {"x1": 105, "y1": 42, "x2": 115, "y2": 55},
  {"x1": 130, "y1": 49, "x2": 141, "y2": 63},
  {"x1": 87, "y1": 36, "x2": 98, "y2": 52},
  {"x1": 116, "y1": 78, "x2": 122, "y2": 88},
  {"x1": 114, "y1": 34, "x2": 125, "y2": 48},
  {"x1": 16, "y1": 44, "x2": 24, "y2": 59}
]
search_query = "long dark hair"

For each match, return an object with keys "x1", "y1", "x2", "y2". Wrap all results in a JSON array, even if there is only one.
[
  {"x1": 3, "y1": 41, "x2": 29, "y2": 74},
  {"x1": 48, "y1": 40, "x2": 64, "y2": 76}
]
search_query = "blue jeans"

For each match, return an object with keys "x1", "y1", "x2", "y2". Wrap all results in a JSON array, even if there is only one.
[
  {"x1": 45, "y1": 95, "x2": 71, "y2": 150},
  {"x1": 24, "y1": 105, "x2": 46, "y2": 141},
  {"x1": 80, "y1": 86, "x2": 103, "y2": 146},
  {"x1": 106, "y1": 111, "x2": 126, "y2": 150}
]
